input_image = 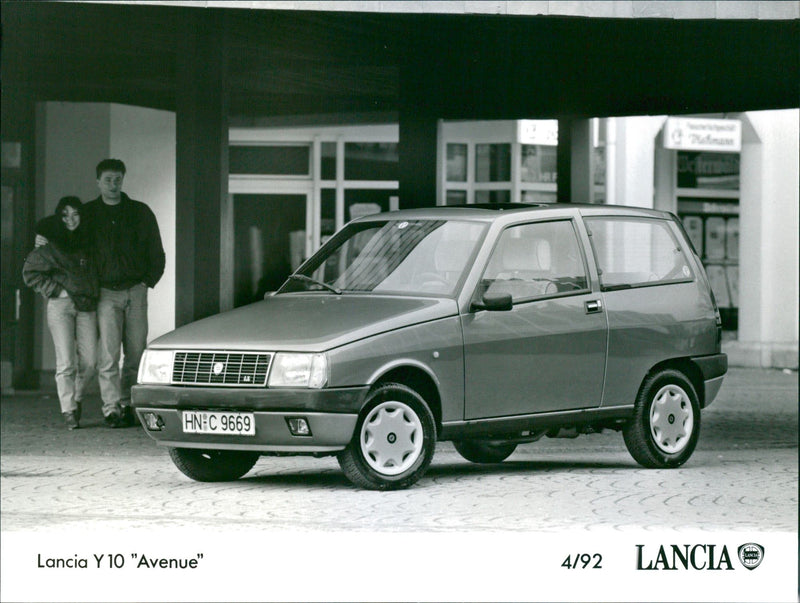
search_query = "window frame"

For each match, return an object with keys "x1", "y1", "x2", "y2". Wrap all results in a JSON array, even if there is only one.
[
  {"x1": 475, "y1": 218, "x2": 593, "y2": 307},
  {"x1": 583, "y1": 216, "x2": 696, "y2": 292}
]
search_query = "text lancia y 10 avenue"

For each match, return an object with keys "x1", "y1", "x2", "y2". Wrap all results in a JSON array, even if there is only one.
[{"x1": 133, "y1": 203, "x2": 727, "y2": 490}]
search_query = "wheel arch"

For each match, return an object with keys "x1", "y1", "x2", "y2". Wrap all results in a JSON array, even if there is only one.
[
  {"x1": 641, "y1": 357, "x2": 705, "y2": 407},
  {"x1": 370, "y1": 363, "x2": 443, "y2": 433}
]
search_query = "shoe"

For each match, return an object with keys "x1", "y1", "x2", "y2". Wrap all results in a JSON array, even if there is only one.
[
  {"x1": 63, "y1": 412, "x2": 79, "y2": 430},
  {"x1": 103, "y1": 412, "x2": 123, "y2": 428},
  {"x1": 120, "y1": 406, "x2": 137, "y2": 428}
]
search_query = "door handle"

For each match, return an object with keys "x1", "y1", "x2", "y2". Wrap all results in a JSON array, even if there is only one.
[{"x1": 585, "y1": 299, "x2": 603, "y2": 314}]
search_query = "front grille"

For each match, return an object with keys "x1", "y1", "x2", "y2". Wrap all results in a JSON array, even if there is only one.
[{"x1": 172, "y1": 351, "x2": 272, "y2": 386}]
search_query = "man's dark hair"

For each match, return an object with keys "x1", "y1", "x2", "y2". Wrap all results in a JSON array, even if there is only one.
[
  {"x1": 96, "y1": 158, "x2": 126, "y2": 178},
  {"x1": 55, "y1": 196, "x2": 82, "y2": 216}
]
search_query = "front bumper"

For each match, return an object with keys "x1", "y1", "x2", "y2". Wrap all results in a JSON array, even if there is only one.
[
  {"x1": 132, "y1": 384, "x2": 369, "y2": 453},
  {"x1": 691, "y1": 353, "x2": 728, "y2": 408}
]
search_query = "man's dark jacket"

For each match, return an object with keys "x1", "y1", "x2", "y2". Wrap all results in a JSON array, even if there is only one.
[{"x1": 83, "y1": 192, "x2": 165, "y2": 290}]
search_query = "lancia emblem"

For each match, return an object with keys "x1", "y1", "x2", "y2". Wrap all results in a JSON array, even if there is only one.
[
  {"x1": 737, "y1": 543, "x2": 764, "y2": 570},
  {"x1": 212, "y1": 362, "x2": 225, "y2": 375}
]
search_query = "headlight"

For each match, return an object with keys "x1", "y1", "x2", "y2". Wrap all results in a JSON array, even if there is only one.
[
  {"x1": 138, "y1": 350, "x2": 174, "y2": 385},
  {"x1": 268, "y1": 353, "x2": 328, "y2": 389}
]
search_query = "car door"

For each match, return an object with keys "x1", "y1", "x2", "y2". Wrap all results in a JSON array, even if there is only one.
[{"x1": 462, "y1": 218, "x2": 607, "y2": 419}]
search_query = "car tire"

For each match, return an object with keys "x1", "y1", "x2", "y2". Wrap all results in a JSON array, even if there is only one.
[
  {"x1": 337, "y1": 383, "x2": 436, "y2": 490},
  {"x1": 453, "y1": 440, "x2": 517, "y2": 464},
  {"x1": 168, "y1": 447, "x2": 260, "y2": 482},
  {"x1": 623, "y1": 369, "x2": 701, "y2": 468}
]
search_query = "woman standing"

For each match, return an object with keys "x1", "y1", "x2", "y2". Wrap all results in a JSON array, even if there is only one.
[{"x1": 23, "y1": 197, "x2": 99, "y2": 430}]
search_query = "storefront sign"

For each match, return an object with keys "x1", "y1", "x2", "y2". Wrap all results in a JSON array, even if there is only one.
[
  {"x1": 664, "y1": 117, "x2": 741, "y2": 152},
  {"x1": 517, "y1": 120, "x2": 558, "y2": 146},
  {"x1": 678, "y1": 152, "x2": 739, "y2": 190}
]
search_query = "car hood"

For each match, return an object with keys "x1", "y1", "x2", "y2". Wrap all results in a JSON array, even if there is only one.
[{"x1": 148, "y1": 294, "x2": 459, "y2": 352}]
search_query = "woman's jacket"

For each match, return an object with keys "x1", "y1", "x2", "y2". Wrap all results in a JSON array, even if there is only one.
[{"x1": 22, "y1": 215, "x2": 99, "y2": 312}]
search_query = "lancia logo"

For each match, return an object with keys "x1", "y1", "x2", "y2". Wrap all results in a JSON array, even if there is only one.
[
  {"x1": 737, "y1": 543, "x2": 764, "y2": 570},
  {"x1": 212, "y1": 362, "x2": 225, "y2": 375}
]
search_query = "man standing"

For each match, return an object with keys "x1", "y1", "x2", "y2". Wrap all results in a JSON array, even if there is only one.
[{"x1": 86, "y1": 159, "x2": 165, "y2": 427}]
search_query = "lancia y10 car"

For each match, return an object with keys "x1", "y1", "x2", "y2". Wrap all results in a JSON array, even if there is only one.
[{"x1": 133, "y1": 203, "x2": 727, "y2": 490}]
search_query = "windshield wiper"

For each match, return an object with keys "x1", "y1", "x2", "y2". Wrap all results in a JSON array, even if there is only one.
[{"x1": 287, "y1": 274, "x2": 343, "y2": 295}]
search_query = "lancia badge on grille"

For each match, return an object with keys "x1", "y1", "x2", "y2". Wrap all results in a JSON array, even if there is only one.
[{"x1": 213, "y1": 362, "x2": 225, "y2": 375}]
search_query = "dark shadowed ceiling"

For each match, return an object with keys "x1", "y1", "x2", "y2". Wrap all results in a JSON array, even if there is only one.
[{"x1": 2, "y1": 1, "x2": 798, "y2": 122}]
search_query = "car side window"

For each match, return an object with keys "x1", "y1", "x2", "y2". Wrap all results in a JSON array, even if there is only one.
[
  {"x1": 584, "y1": 216, "x2": 694, "y2": 290},
  {"x1": 480, "y1": 220, "x2": 589, "y2": 303}
]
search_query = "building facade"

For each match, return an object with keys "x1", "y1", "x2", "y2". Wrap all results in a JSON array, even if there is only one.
[
  {"x1": 2, "y1": 2, "x2": 798, "y2": 390},
  {"x1": 26, "y1": 103, "x2": 798, "y2": 381}
]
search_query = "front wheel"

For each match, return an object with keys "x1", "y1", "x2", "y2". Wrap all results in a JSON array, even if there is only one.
[
  {"x1": 337, "y1": 383, "x2": 436, "y2": 490},
  {"x1": 623, "y1": 369, "x2": 700, "y2": 468},
  {"x1": 168, "y1": 447, "x2": 259, "y2": 482},
  {"x1": 454, "y1": 440, "x2": 517, "y2": 464}
]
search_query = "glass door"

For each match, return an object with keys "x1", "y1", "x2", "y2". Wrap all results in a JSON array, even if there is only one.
[{"x1": 230, "y1": 193, "x2": 309, "y2": 308}]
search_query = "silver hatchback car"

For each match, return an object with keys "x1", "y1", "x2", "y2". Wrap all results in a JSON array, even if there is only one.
[{"x1": 133, "y1": 204, "x2": 727, "y2": 490}]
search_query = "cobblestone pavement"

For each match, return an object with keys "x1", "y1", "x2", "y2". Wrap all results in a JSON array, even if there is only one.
[{"x1": 1, "y1": 368, "x2": 796, "y2": 534}]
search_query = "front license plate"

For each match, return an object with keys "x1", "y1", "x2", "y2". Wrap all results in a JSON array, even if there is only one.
[{"x1": 182, "y1": 411, "x2": 255, "y2": 436}]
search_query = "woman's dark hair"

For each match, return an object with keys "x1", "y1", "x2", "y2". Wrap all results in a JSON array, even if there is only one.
[{"x1": 54, "y1": 196, "x2": 82, "y2": 216}]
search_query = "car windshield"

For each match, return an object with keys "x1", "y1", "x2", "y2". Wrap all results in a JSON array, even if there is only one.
[{"x1": 278, "y1": 219, "x2": 487, "y2": 297}]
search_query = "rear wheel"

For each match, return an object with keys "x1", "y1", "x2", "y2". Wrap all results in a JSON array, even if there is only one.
[
  {"x1": 168, "y1": 448, "x2": 259, "y2": 482},
  {"x1": 623, "y1": 369, "x2": 700, "y2": 468},
  {"x1": 338, "y1": 383, "x2": 436, "y2": 490},
  {"x1": 454, "y1": 440, "x2": 517, "y2": 464}
]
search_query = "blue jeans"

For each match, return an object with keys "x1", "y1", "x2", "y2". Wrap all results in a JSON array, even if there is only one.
[
  {"x1": 96, "y1": 284, "x2": 148, "y2": 417},
  {"x1": 46, "y1": 297, "x2": 98, "y2": 414}
]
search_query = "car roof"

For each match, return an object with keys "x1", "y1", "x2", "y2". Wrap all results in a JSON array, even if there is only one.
[{"x1": 358, "y1": 202, "x2": 671, "y2": 223}]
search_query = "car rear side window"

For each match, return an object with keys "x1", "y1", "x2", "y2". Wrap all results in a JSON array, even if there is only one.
[
  {"x1": 584, "y1": 217, "x2": 694, "y2": 290},
  {"x1": 480, "y1": 219, "x2": 589, "y2": 303}
]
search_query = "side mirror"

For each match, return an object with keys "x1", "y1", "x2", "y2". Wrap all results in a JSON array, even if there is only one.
[{"x1": 471, "y1": 292, "x2": 513, "y2": 312}]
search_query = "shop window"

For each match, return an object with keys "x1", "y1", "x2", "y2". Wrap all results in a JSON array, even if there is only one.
[
  {"x1": 679, "y1": 205, "x2": 740, "y2": 330},
  {"x1": 345, "y1": 143, "x2": 398, "y2": 181},
  {"x1": 321, "y1": 188, "x2": 336, "y2": 243},
  {"x1": 521, "y1": 190, "x2": 556, "y2": 204},
  {"x1": 345, "y1": 189, "x2": 397, "y2": 221},
  {"x1": 520, "y1": 145, "x2": 557, "y2": 183},
  {"x1": 321, "y1": 142, "x2": 337, "y2": 180},
  {"x1": 475, "y1": 144, "x2": 510, "y2": 182},
  {"x1": 229, "y1": 145, "x2": 310, "y2": 176},
  {"x1": 232, "y1": 194, "x2": 305, "y2": 307},
  {"x1": 446, "y1": 190, "x2": 467, "y2": 205},
  {"x1": 447, "y1": 144, "x2": 467, "y2": 181},
  {"x1": 676, "y1": 150, "x2": 740, "y2": 331},
  {"x1": 475, "y1": 190, "x2": 510, "y2": 205}
]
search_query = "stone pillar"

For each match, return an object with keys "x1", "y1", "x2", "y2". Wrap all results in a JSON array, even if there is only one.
[
  {"x1": 735, "y1": 111, "x2": 799, "y2": 369},
  {"x1": 556, "y1": 118, "x2": 572, "y2": 203},
  {"x1": 399, "y1": 48, "x2": 438, "y2": 210},
  {"x1": 570, "y1": 119, "x2": 594, "y2": 204},
  {"x1": 398, "y1": 114, "x2": 438, "y2": 209},
  {"x1": 175, "y1": 14, "x2": 229, "y2": 326}
]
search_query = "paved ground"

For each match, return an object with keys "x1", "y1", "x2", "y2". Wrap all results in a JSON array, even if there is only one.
[{"x1": 1, "y1": 367, "x2": 796, "y2": 534}]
